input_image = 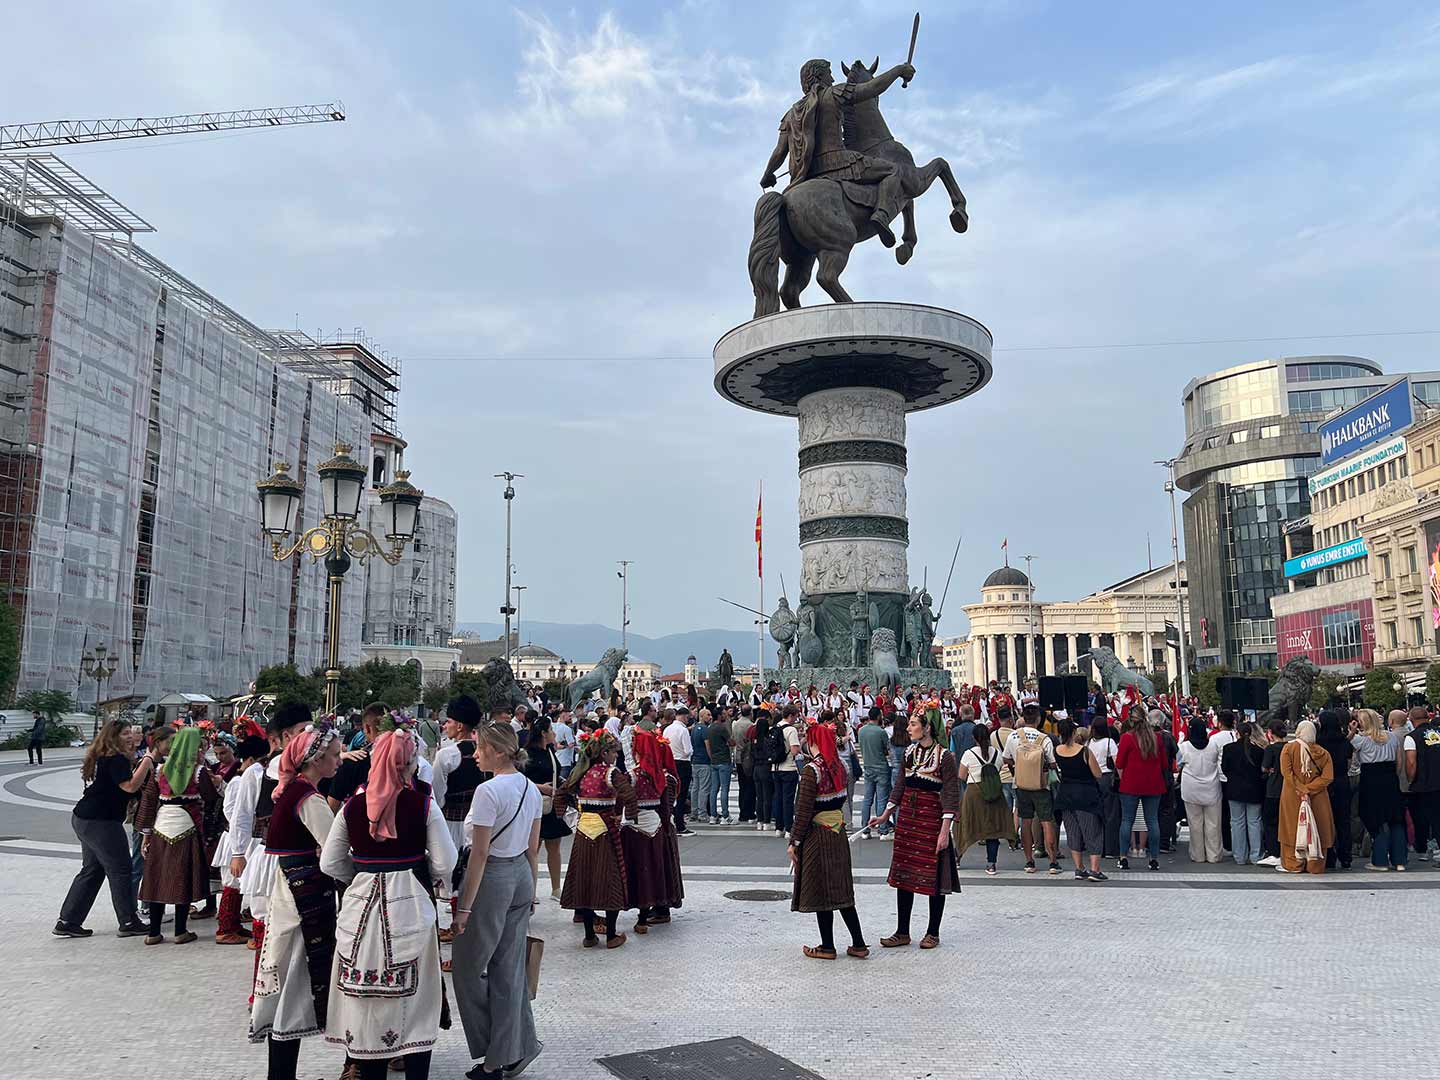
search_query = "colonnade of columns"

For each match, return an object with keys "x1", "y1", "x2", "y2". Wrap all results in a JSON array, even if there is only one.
[{"x1": 969, "y1": 630, "x2": 1159, "y2": 686}]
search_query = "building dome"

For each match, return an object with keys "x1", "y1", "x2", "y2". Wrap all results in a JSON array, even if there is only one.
[
  {"x1": 982, "y1": 566, "x2": 1030, "y2": 588},
  {"x1": 513, "y1": 643, "x2": 560, "y2": 660}
]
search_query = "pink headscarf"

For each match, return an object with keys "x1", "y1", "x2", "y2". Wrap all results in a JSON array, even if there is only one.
[
  {"x1": 275, "y1": 727, "x2": 317, "y2": 797},
  {"x1": 275, "y1": 725, "x2": 337, "y2": 796},
  {"x1": 366, "y1": 729, "x2": 415, "y2": 841}
]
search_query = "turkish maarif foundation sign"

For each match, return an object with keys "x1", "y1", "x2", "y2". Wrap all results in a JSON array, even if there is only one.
[
  {"x1": 1284, "y1": 537, "x2": 1368, "y2": 578},
  {"x1": 1319, "y1": 377, "x2": 1413, "y2": 465},
  {"x1": 1309, "y1": 435, "x2": 1408, "y2": 496}
]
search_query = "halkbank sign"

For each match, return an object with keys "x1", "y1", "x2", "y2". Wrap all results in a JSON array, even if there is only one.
[
  {"x1": 1319, "y1": 377, "x2": 1413, "y2": 465},
  {"x1": 1309, "y1": 435, "x2": 1408, "y2": 496}
]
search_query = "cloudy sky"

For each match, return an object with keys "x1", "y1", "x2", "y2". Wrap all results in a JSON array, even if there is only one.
[{"x1": 12, "y1": 1, "x2": 1439, "y2": 640}]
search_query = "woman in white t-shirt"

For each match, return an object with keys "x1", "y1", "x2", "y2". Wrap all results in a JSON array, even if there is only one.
[
  {"x1": 452, "y1": 724, "x2": 544, "y2": 1078},
  {"x1": 954, "y1": 725, "x2": 1014, "y2": 876},
  {"x1": 1087, "y1": 719, "x2": 1122, "y2": 859},
  {"x1": 1176, "y1": 718, "x2": 1224, "y2": 864}
]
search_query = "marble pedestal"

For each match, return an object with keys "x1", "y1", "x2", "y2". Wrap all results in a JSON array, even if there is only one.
[{"x1": 714, "y1": 302, "x2": 992, "y2": 685}]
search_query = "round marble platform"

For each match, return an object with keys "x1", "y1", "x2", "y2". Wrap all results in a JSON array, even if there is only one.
[{"x1": 712, "y1": 302, "x2": 993, "y2": 417}]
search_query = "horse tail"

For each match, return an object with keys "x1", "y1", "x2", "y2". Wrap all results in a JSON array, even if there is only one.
[{"x1": 748, "y1": 191, "x2": 785, "y2": 318}]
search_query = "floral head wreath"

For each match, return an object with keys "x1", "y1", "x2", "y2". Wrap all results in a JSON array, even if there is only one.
[{"x1": 377, "y1": 710, "x2": 416, "y2": 734}]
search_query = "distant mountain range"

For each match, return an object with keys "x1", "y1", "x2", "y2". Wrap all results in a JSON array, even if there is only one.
[{"x1": 455, "y1": 621, "x2": 758, "y2": 676}]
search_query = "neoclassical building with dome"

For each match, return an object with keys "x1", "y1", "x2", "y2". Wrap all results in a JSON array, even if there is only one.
[{"x1": 957, "y1": 561, "x2": 1188, "y2": 686}]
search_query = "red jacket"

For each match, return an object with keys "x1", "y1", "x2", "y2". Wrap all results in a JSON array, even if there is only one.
[{"x1": 1115, "y1": 730, "x2": 1169, "y2": 796}]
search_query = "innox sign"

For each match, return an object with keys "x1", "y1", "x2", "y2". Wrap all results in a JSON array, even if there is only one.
[
  {"x1": 1284, "y1": 537, "x2": 1369, "y2": 579},
  {"x1": 1309, "y1": 435, "x2": 1408, "y2": 496},
  {"x1": 1319, "y1": 378, "x2": 1413, "y2": 465}
]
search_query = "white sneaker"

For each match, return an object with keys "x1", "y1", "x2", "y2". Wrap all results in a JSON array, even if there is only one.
[
  {"x1": 1256, "y1": 855, "x2": 1281, "y2": 867},
  {"x1": 858, "y1": 827, "x2": 872, "y2": 839}
]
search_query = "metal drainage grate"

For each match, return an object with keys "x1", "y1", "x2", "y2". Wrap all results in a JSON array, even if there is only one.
[
  {"x1": 599, "y1": 1036, "x2": 828, "y2": 1080},
  {"x1": 723, "y1": 889, "x2": 791, "y2": 902}
]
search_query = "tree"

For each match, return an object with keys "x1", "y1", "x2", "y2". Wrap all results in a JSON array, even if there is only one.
[
  {"x1": 355, "y1": 658, "x2": 422, "y2": 711},
  {"x1": 255, "y1": 663, "x2": 322, "y2": 709},
  {"x1": 1195, "y1": 664, "x2": 1233, "y2": 710},
  {"x1": 1425, "y1": 662, "x2": 1440, "y2": 708},
  {"x1": 421, "y1": 679, "x2": 450, "y2": 716},
  {"x1": 1364, "y1": 666, "x2": 1404, "y2": 713},
  {"x1": 1310, "y1": 671, "x2": 1346, "y2": 711},
  {"x1": 0, "y1": 600, "x2": 18, "y2": 705},
  {"x1": 542, "y1": 678, "x2": 567, "y2": 704},
  {"x1": 447, "y1": 669, "x2": 492, "y2": 712}
]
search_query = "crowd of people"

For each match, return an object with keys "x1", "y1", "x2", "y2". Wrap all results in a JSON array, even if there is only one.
[{"x1": 44, "y1": 674, "x2": 1440, "y2": 1076}]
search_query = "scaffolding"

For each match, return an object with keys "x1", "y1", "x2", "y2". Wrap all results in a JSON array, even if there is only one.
[{"x1": 0, "y1": 159, "x2": 372, "y2": 699}]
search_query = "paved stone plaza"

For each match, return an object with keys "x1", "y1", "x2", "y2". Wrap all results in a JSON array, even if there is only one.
[{"x1": 2, "y1": 751, "x2": 1429, "y2": 1079}]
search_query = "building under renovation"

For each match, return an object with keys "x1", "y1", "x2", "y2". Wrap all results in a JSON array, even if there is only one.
[{"x1": 0, "y1": 154, "x2": 456, "y2": 702}]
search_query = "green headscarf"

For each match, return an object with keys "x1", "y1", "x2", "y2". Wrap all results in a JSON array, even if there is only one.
[
  {"x1": 923, "y1": 705, "x2": 946, "y2": 745},
  {"x1": 161, "y1": 726, "x2": 202, "y2": 794}
]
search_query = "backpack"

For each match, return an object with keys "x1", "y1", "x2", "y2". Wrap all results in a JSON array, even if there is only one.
[
  {"x1": 977, "y1": 749, "x2": 1003, "y2": 803},
  {"x1": 766, "y1": 725, "x2": 790, "y2": 767},
  {"x1": 1013, "y1": 732, "x2": 1047, "y2": 791}
]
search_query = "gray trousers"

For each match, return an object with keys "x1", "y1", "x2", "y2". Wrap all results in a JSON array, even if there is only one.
[
  {"x1": 451, "y1": 853, "x2": 540, "y2": 1071},
  {"x1": 60, "y1": 814, "x2": 137, "y2": 928}
]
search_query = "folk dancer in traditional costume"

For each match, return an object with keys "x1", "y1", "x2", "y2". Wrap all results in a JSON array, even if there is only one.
[
  {"x1": 625, "y1": 728, "x2": 674, "y2": 935},
  {"x1": 248, "y1": 724, "x2": 342, "y2": 1080},
  {"x1": 790, "y1": 719, "x2": 868, "y2": 960},
  {"x1": 322, "y1": 729, "x2": 457, "y2": 1079},
  {"x1": 432, "y1": 694, "x2": 486, "y2": 939},
  {"x1": 452, "y1": 723, "x2": 544, "y2": 1079},
  {"x1": 135, "y1": 725, "x2": 219, "y2": 945},
  {"x1": 656, "y1": 735, "x2": 685, "y2": 921},
  {"x1": 214, "y1": 734, "x2": 268, "y2": 944},
  {"x1": 868, "y1": 703, "x2": 961, "y2": 950},
  {"x1": 228, "y1": 703, "x2": 315, "y2": 960},
  {"x1": 556, "y1": 729, "x2": 638, "y2": 948}
]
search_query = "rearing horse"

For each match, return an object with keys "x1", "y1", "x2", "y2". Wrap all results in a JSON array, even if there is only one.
[
  {"x1": 842, "y1": 57, "x2": 968, "y2": 266},
  {"x1": 747, "y1": 60, "x2": 969, "y2": 317}
]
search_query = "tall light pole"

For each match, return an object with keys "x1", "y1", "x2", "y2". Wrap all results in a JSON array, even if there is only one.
[
  {"x1": 617, "y1": 560, "x2": 632, "y2": 650},
  {"x1": 1156, "y1": 458, "x2": 1190, "y2": 697},
  {"x1": 258, "y1": 447, "x2": 423, "y2": 714},
  {"x1": 1023, "y1": 553, "x2": 1037, "y2": 680},
  {"x1": 495, "y1": 472, "x2": 522, "y2": 668},
  {"x1": 512, "y1": 584, "x2": 527, "y2": 646}
]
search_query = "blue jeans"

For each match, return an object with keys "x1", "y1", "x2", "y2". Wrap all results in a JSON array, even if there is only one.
[
  {"x1": 773, "y1": 770, "x2": 799, "y2": 832},
  {"x1": 692, "y1": 765, "x2": 714, "y2": 820},
  {"x1": 1228, "y1": 800, "x2": 1263, "y2": 864},
  {"x1": 861, "y1": 765, "x2": 892, "y2": 833},
  {"x1": 712, "y1": 763, "x2": 733, "y2": 819},
  {"x1": 1371, "y1": 822, "x2": 1409, "y2": 868},
  {"x1": 1001, "y1": 782, "x2": 1015, "y2": 813},
  {"x1": 1118, "y1": 793, "x2": 1161, "y2": 860},
  {"x1": 129, "y1": 825, "x2": 145, "y2": 907}
]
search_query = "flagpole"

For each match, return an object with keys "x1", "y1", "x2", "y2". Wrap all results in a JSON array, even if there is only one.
[{"x1": 757, "y1": 481, "x2": 765, "y2": 692}]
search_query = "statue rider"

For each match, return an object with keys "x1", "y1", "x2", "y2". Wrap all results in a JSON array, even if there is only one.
[{"x1": 760, "y1": 58, "x2": 915, "y2": 248}]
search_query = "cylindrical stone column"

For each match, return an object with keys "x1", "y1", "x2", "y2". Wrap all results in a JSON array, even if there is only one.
[{"x1": 797, "y1": 387, "x2": 908, "y2": 596}]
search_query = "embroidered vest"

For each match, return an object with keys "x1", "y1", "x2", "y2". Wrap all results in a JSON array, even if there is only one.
[
  {"x1": 252, "y1": 772, "x2": 279, "y2": 838},
  {"x1": 263, "y1": 778, "x2": 322, "y2": 855},
  {"x1": 443, "y1": 741, "x2": 483, "y2": 822},
  {"x1": 343, "y1": 787, "x2": 429, "y2": 864}
]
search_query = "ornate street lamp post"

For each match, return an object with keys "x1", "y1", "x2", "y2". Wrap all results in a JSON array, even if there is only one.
[
  {"x1": 81, "y1": 643, "x2": 119, "y2": 736},
  {"x1": 257, "y1": 444, "x2": 423, "y2": 715}
]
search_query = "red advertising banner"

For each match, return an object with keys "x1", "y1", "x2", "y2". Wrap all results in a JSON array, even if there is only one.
[{"x1": 1276, "y1": 599, "x2": 1375, "y2": 670}]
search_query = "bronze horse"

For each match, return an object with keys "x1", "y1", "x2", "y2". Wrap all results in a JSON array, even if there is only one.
[{"x1": 747, "y1": 58, "x2": 968, "y2": 318}]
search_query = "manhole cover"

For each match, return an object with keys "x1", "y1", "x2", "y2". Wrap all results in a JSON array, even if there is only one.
[
  {"x1": 599, "y1": 1036, "x2": 827, "y2": 1079},
  {"x1": 723, "y1": 889, "x2": 790, "y2": 902}
]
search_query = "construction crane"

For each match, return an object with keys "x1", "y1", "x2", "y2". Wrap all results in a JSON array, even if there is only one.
[{"x1": 0, "y1": 103, "x2": 345, "y2": 152}]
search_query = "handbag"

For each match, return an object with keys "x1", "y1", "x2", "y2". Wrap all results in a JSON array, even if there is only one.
[
  {"x1": 451, "y1": 783, "x2": 529, "y2": 890},
  {"x1": 525, "y1": 934, "x2": 544, "y2": 1000}
]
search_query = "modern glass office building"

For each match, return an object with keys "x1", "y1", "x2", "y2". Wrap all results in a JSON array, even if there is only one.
[{"x1": 1176, "y1": 356, "x2": 1440, "y2": 671}]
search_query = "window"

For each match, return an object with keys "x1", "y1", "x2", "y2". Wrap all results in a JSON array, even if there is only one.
[
  {"x1": 1367, "y1": 470, "x2": 1376, "y2": 492},
  {"x1": 1260, "y1": 425, "x2": 1280, "y2": 438},
  {"x1": 1401, "y1": 456, "x2": 1409, "y2": 477},
  {"x1": 1203, "y1": 435, "x2": 1223, "y2": 449},
  {"x1": 1228, "y1": 430, "x2": 1249, "y2": 444},
  {"x1": 1407, "y1": 547, "x2": 1419, "y2": 572},
  {"x1": 1287, "y1": 361, "x2": 1378, "y2": 382},
  {"x1": 1389, "y1": 461, "x2": 1397, "y2": 482},
  {"x1": 1386, "y1": 621, "x2": 1399, "y2": 648},
  {"x1": 1411, "y1": 616, "x2": 1425, "y2": 645},
  {"x1": 1380, "y1": 552, "x2": 1392, "y2": 578}
]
